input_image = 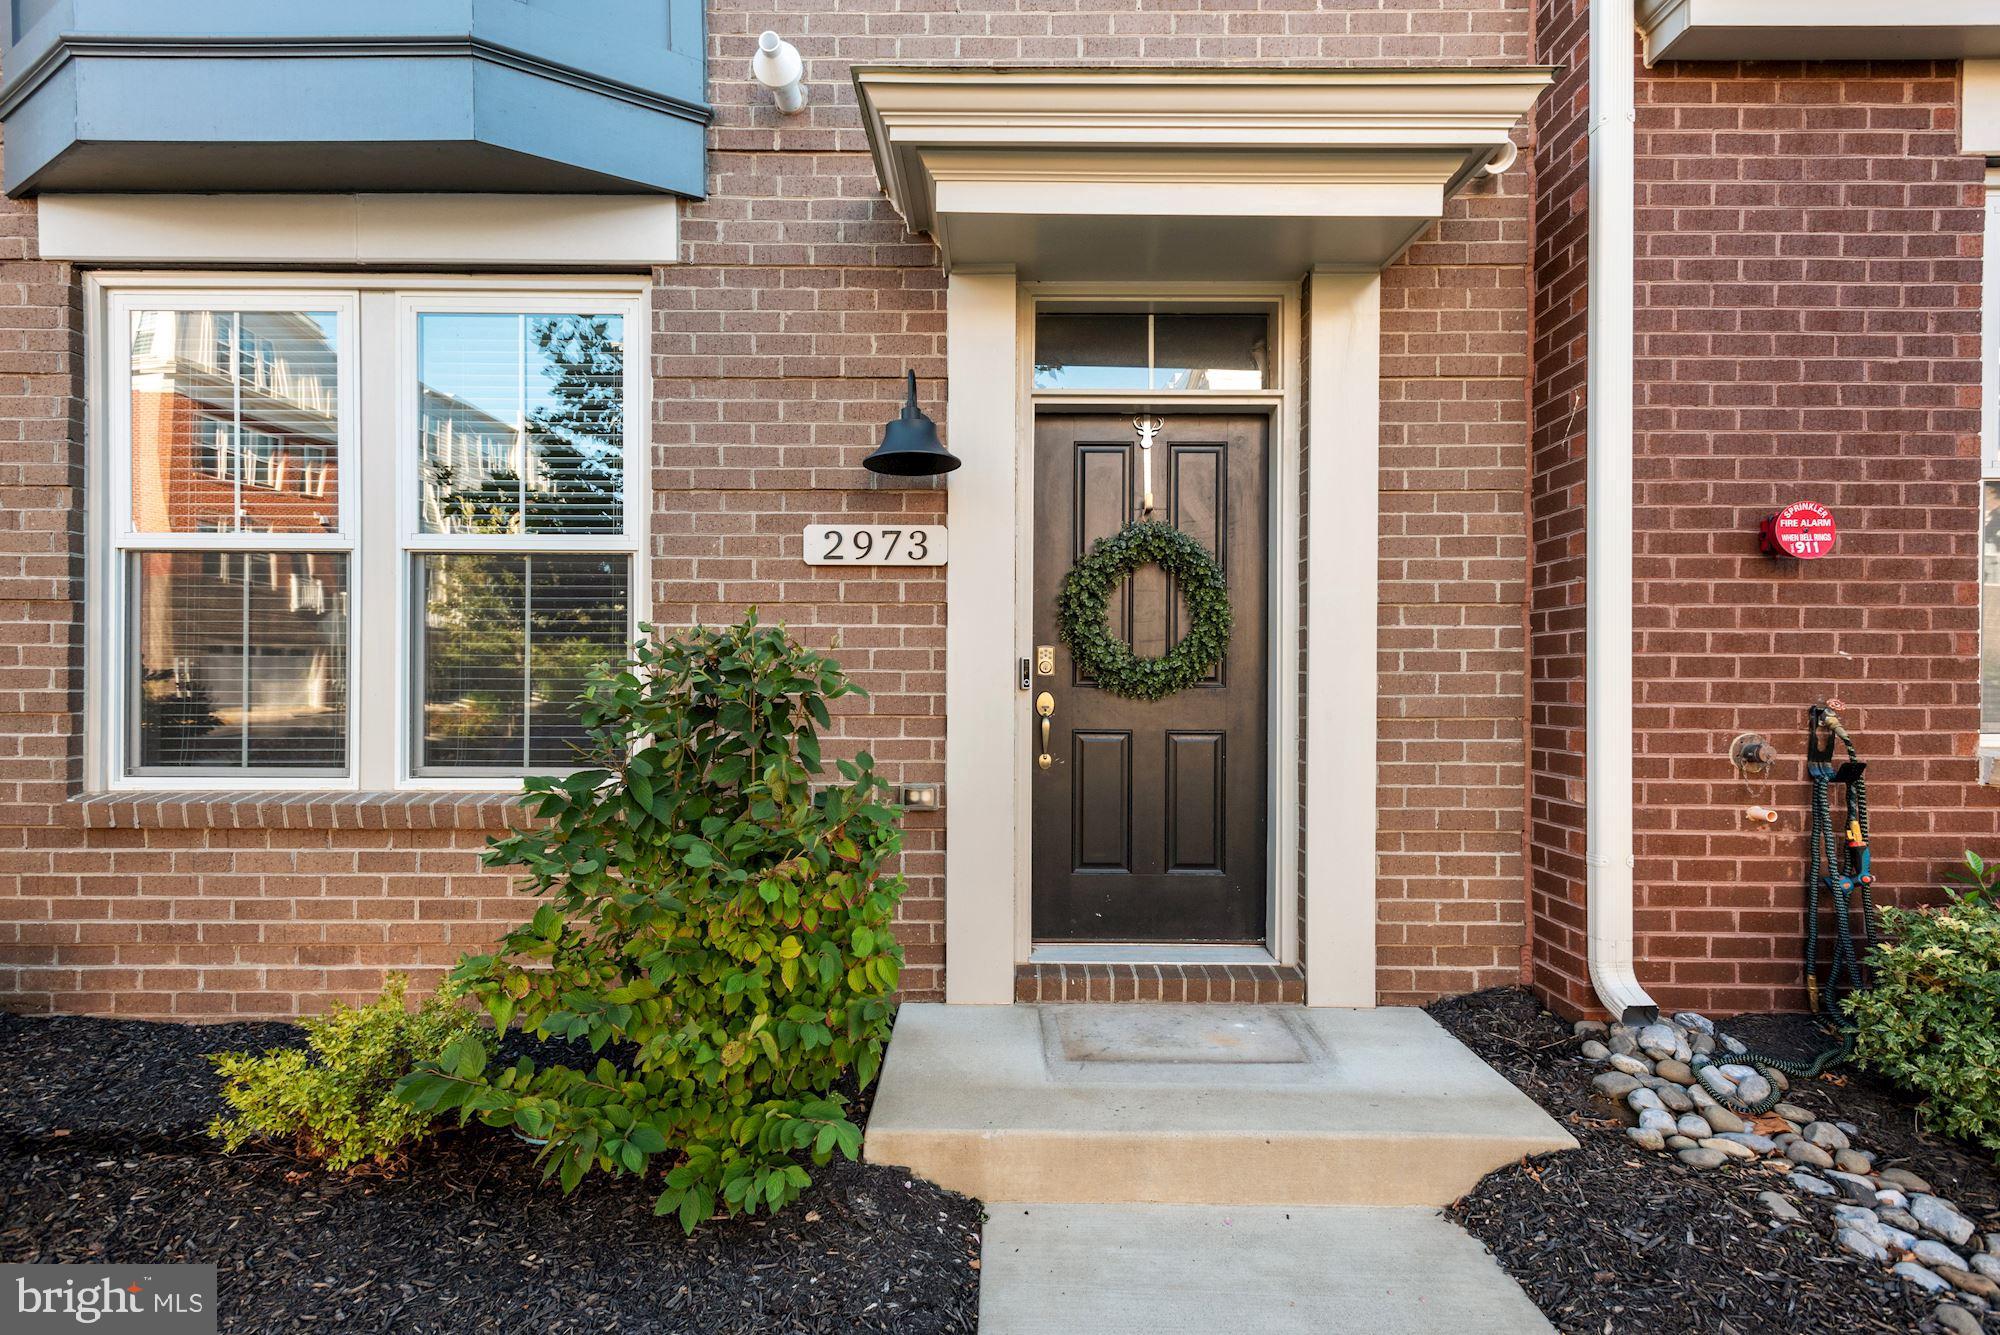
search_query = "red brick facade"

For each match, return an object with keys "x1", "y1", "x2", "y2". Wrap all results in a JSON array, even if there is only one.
[{"x1": 0, "y1": 4, "x2": 1989, "y2": 1020}]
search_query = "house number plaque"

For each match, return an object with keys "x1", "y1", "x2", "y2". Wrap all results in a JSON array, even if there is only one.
[{"x1": 803, "y1": 524, "x2": 946, "y2": 567}]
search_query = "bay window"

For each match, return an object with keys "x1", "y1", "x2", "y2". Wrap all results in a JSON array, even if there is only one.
[{"x1": 95, "y1": 279, "x2": 646, "y2": 791}]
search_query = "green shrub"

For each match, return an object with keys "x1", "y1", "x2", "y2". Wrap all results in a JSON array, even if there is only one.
[
  {"x1": 1845, "y1": 898, "x2": 2000, "y2": 1156},
  {"x1": 209, "y1": 975, "x2": 484, "y2": 1170},
  {"x1": 396, "y1": 614, "x2": 907, "y2": 1231},
  {"x1": 1944, "y1": 849, "x2": 2000, "y2": 908}
]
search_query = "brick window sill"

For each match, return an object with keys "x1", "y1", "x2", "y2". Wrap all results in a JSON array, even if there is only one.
[{"x1": 66, "y1": 791, "x2": 528, "y2": 831}]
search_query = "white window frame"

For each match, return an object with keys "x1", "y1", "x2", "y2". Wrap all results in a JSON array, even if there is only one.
[
  {"x1": 86, "y1": 273, "x2": 650, "y2": 794},
  {"x1": 1981, "y1": 176, "x2": 2000, "y2": 774}
]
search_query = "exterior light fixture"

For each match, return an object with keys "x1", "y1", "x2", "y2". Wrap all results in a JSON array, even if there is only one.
[
  {"x1": 751, "y1": 31, "x2": 808, "y2": 115},
  {"x1": 863, "y1": 370, "x2": 959, "y2": 477}
]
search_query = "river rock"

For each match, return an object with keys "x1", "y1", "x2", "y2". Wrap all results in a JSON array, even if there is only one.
[
  {"x1": 1883, "y1": 1209, "x2": 1925, "y2": 1235},
  {"x1": 1915, "y1": 1241, "x2": 1971, "y2": 1272},
  {"x1": 1656, "y1": 1083, "x2": 1695, "y2": 1113},
  {"x1": 1673, "y1": 1011, "x2": 1714, "y2": 1034},
  {"x1": 1803, "y1": 1121, "x2": 1851, "y2": 1153},
  {"x1": 1699, "y1": 1136, "x2": 1756, "y2": 1160},
  {"x1": 1825, "y1": 1170, "x2": 1879, "y2": 1205},
  {"x1": 1971, "y1": 1254, "x2": 2000, "y2": 1283},
  {"x1": 1676, "y1": 1113, "x2": 1714, "y2": 1140},
  {"x1": 1574, "y1": 1019, "x2": 1609, "y2": 1040},
  {"x1": 1835, "y1": 1121, "x2": 1859, "y2": 1136},
  {"x1": 1894, "y1": 1262, "x2": 1952, "y2": 1295},
  {"x1": 1773, "y1": 1101, "x2": 1816, "y2": 1124},
  {"x1": 1935, "y1": 1305, "x2": 1985, "y2": 1335},
  {"x1": 1666, "y1": 1135, "x2": 1697, "y2": 1150},
  {"x1": 1834, "y1": 1149, "x2": 1875, "y2": 1176},
  {"x1": 1986, "y1": 1233, "x2": 2000, "y2": 1257},
  {"x1": 1653, "y1": 1057, "x2": 1694, "y2": 1085},
  {"x1": 1837, "y1": 1227, "x2": 1889, "y2": 1262},
  {"x1": 1626, "y1": 1126, "x2": 1666, "y2": 1152},
  {"x1": 1687, "y1": 1082, "x2": 1719, "y2": 1111},
  {"x1": 1722, "y1": 1034, "x2": 1747, "y2": 1055},
  {"x1": 1938, "y1": 1267, "x2": 2000, "y2": 1301},
  {"x1": 1733, "y1": 1073, "x2": 1774, "y2": 1106},
  {"x1": 1593, "y1": 1071, "x2": 1642, "y2": 1099},
  {"x1": 1638, "y1": 1108, "x2": 1676, "y2": 1134},
  {"x1": 1609, "y1": 1053, "x2": 1652, "y2": 1077},
  {"x1": 1912, "y1": 1195, "x2": 1978, "y2": 1248},
  {"x1": 1715, "y1": 1132, "x2": 1778, "y2": 1155},
  {"x1": 1757, "y1": 1190, "x2": 1801, "y2": 1222},
  {"x1": 1790, "y1": 1171, "x2": 1836, "y2": 1197},
  {"x1": 1692, "y1": 1031, "x2": 1717, "y2": 1056},
  {"x1": 1876, "y1": 1188, "x2": 1909, "y2": 1209},
  {"x1": 1704, "y1": 1106, "x2": 1748, "y2": 1134},
  {"x1": 1608, "y1": 1031, "x2": 1639, "y2": 1057},
  {"x1": 1677, "y1": 1147, "x2": 1726, "y2": 1169},
  {"x1": 1785, "y1": 1140, "x2": 1834, "y2": 1170},
  {"x1": 1877, "y1": 1167, "x2": 1932, "y2": 1195},
  {"x1": 1579, "y1": 1039, "x2": 1610, "y2": 1060},
  {"x1": 1637, "y1": 1023, "x2": 1680, "y2": 1060},
  {"x1": 1627, "y1": 1087, "x2": 1664, "y2": 1112}
]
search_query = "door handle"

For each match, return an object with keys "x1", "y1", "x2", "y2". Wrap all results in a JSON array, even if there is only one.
[{"x1": 1035, "y1": 691, "x2": 1054, "y2": 770}]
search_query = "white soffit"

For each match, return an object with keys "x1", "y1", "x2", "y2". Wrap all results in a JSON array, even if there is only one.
[
  {"x1": 36, "y1": 194, "x2": 677, "y2": 267},
  {"x1": 1639, "y1": 0, "x2": 2000, "y2": 65},
  {"x1": 852, "y1": 67, "x2": 1553, "y2": 278}
]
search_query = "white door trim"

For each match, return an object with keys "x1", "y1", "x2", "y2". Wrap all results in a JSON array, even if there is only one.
[{"x1": 943, "y1": 270, "x2": 1381, "y2": 1006}]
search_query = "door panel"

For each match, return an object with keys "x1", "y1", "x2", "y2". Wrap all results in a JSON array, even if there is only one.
[{"x1": 1032, "y1": 413, "x2": 1268, "y2": 943}]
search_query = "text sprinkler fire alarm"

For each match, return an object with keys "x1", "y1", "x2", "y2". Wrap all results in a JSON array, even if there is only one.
[{"x1": 1760, "y1": 501, "x2": 1837, "y2": 560}]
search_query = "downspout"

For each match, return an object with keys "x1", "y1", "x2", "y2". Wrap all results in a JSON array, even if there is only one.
[{"x1": 1584, "y1": 0, "x2": 1659, "y2": 1022}]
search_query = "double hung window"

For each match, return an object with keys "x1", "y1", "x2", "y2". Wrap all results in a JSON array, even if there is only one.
[{"x1": 100, "y1": 282, "x2": 645, "y2": 790}]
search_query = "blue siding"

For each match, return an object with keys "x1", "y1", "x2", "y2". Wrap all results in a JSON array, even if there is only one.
[{"x1": 0, "y1": 0, "x2": 709, "y2": 195}]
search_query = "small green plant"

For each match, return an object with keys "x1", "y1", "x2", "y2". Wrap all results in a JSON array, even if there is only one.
[
  {"x1": 209, "y1": 975, "x2": 484, "y2": 1171},
  {"x1": 395, "y1": 614, "x2": 907, "y2": 1231},
  {"x1": 1845, "y1": 898, "x2": 2000, "y2": 1157},
  {"x1": 1943, "y1": 849, "x2": 2000, "y2": 907}
]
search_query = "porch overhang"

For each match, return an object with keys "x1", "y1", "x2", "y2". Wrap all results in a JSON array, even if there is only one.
[
  {"x1": 1637, "y1": 0, "x2": 2000, "y2": 65},
  {"x1": 852, "y1": 67, "x2": 1554, "y2": 279}
]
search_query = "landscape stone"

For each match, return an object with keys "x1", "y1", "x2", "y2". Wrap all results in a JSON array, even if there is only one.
[
  {"x1": 1593, "y1": 1072, "x2": 1641, "y2": 1099},
  {"x1": 1666, "y1": 1135, "x2": 1697, "y2": 1150},
  {"x1": 1883, "y1": 1209, "x2": 1925, "y2": 1235},
  {"x1": 1627, "y1": 1088, "x2": 1664, "y2": 1112},
  {"x1": 1638, "y1": 1108, "x2": 1675, "y2": 1134},
  {"x1": 1704, "y1": 1106, "x2": 1747, "y2": 1134},
  {"x1": 1912, "y1": 1196, "x2": 1978, "y2": 1248},
  {"x1": 1675, "y1": 1113, "x2": 1713, "y2": 1140},
  {"x1": 1698, "y1": 1137, "x2": 1755, "y2": 1160},
  {"x1": 1609, "y1": 1053, "x2": 1652, "y2": 1077},
  {"x1": 1934, "y1": 1305, "x2": 1984, "y2": 1335},
  {"x1": 1579, "y1": 1040, "x2": 1609, "y2": 1060},
  {"x1": 1691, "y1": 1032, "x2": 1717, "y2": 1057},
  {"x1": 1985, "y1": 1232, "x2": 2000, "y2": 1257},
  {"x1": 1574, "y1": 1020, "x2": 1608, "y2": 1040},
  {"x1": 1894, "y1": 1262, "x2": 1951, "y2": 1295},
  {"x1": 1673, "y1": 1011, "x2": 1714, "y2": 1035},
  {"x1": 1784, "y1": 1140, "x2": 1834, "y2": 1170},
  {"x1": 1625, "y1": 1127, "x2": 1666, "y2": 1151},
  {"x1": 1757, "y1": 1191, "x2": 1800, "y2": 1222},
  {"x1": 1833, "y1": 1149, "x2": 1874, "y2": 1176},
  {"x1": 1790, "y1": 1171, "x2": 1836, "y2": 1198},
  {"x1": 1937, "y1": 1265, "x2": 2000, "y2": 1301},
  {"x1": 1877, "y1": 1167, "x2": 1932, "y2": 1195},
  {"x1": 1687, "y1": 1083, "x2": 1719, "y2": 1111},
  {"x1": 1717, "y1": 1063, "x2": 1757, "y2": 1083},
  {"x1": 1722, "y1": 1034, "x2": 1747, "y2": 1055},
  {"x1": 1824, "y1": 1170, "x2": 1879, "y2": 1205},
  {"x1": 1732, "y1": 1073, "x2": 1773, "y2": 1106},
  {"x1": 1772, "y1": 1102, "x2": 1816, "y2": 1124},
  {"x1": 1608, "y1": 1032, "x2": 1639, "y2": 1057},
  {"x1": 1837, "y1": 1227, "x2": 1889, "y2": 1263},
  {"x1": 1676, "y1": 1147, "x2": 1726, "y2": 1169},
  {"x1": 1654, "y1": 1058, "x2": 1694, "y2": 1085},
  {"x1": 1637, "y1": 1023, "x2": 1679, "y2": 1060},
  {"x1": 1971, "y1": 1254, "x2": 2000, "y2": 1283},
  {"x1": 1802, "y1": 1121, "x2": 1850, "y2": 1152},
  {"x1": 1875, "y1": 1188, "x2": 1908, "y2": 1209},
  {"x1": 1656, "y1": 1084, "x2": 1694, "y2": 1113},
  {"x1": 1834, "y1": 1121, "x2": 1859, "y2": 1136},
  {"x1": 1715, "y1": 1132, "x2": 1777, "y2": 1155}
]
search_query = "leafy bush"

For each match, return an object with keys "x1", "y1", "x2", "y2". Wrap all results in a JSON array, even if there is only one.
[
  {"x1": 1944, "y1": 849, "x2": 1999, "y2": 908},
  {"x1": 209, "y1": 975, "x2": 484, "y2": 1170},
  {"x1": 396, "y1": 614, "x2": 907, "y2": 1231},
  {"x1": 1845, "y1": 898, "x2": 2000, "y2": 1155}
]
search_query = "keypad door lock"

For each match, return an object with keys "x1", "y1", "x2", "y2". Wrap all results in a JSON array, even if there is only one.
[{"x1": 1036, "y1": 644, "x2": 1056, "y2": 676}]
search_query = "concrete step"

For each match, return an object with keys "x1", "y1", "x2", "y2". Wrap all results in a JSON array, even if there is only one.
[
  {"x1": 863, "y1": 1004, "x2": 1574, "y2": 1206},
  {"x1": 978, "y1": 1203, "x2": 1553, "y2": 1335}
]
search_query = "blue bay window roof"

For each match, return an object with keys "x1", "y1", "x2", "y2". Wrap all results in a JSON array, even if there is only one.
[{"x1": 0, "y1": 0, "x2": 711, "y2": 196}]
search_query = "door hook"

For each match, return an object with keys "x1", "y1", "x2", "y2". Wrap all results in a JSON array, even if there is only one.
[{"x1": 1133, "y1": 415, "x2": 1163, "y2": 516}]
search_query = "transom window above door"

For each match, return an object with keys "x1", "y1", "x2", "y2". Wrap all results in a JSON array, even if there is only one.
[
  {"x1": 97, "y1": 281, "x2": 646, "y2": 791},
  {"x1": 1033, "y1": 307, "x2": 1273, "y2": 393}
]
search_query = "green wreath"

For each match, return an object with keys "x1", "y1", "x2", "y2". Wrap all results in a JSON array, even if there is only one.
[{"x1": 1057, "y1": 521, "x2": 1231, "y2": 702}]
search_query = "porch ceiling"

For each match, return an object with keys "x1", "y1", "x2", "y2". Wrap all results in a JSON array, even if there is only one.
[{"x1": 851, "y1": 66, "x2": 1553, "y2": 279}]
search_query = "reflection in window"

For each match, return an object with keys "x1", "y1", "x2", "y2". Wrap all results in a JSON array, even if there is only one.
[
  {"x1": 418, "y1": 313, "x2": 626, "y2": 535},
  {"x1": 1033, "y1": 314, "x2": 1149, "y2": 391},
  {"x1": 132, "y1": 551, "x2": 348, "y2": 772},
  {"x1": 417, "y1": 553, "x2": 629, "y2": 771},
  {"x1": 128, "y1": 309, "x2": 340, "y2": 535},
  {"x1": 1153, "y1": 314, "x2": 1269, "y2": 391},
  {"x1": 1033, "y1": 310, "x2": 1270, "y2": 391}
]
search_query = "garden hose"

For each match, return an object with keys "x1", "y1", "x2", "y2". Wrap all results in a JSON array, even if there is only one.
[{"x1": 1689, "y1": 704, "x2": 1878, "y2": 1116}]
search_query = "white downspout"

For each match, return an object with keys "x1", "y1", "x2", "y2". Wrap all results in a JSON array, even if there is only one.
[{"x1": 1584, "y1": 0, "x2": 1659, "y2": 1022}]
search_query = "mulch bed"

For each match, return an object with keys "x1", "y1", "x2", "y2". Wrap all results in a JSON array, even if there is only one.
[
  {"x1": 0, "y1": 1012, "x2": 981, "y2": 1334},
  {"x1": 1431, "y1": 987, "x2": 2000, "y2": 1335}
]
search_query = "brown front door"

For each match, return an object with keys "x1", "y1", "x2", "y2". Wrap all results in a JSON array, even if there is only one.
[{"x1": 1031, "y1": 412, "x2": 1269, "y2": 943}]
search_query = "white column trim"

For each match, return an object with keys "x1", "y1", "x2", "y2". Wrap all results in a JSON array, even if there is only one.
[
  {"x1": 1303, "y1": 269, "x2": 1382, "y2": 1007},
  {"x1": 942, "y1": 266, "x2": 1024, "y2": 1004}
]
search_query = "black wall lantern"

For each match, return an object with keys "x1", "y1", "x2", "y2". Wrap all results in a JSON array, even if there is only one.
[{"x1": 863, "y1": 370, "x2": 959, "y2": 476}]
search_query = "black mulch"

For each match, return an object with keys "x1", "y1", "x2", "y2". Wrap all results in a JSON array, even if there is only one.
[
  {"x1": 0, "y1": 1012, "x2": 981, "y2": 1334},
  {"x1": 1430, "y1": 987, "x2": 2000, "y2": 1335}
]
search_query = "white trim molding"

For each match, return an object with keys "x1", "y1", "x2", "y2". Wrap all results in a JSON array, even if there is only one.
[
  {"x1": 38, "y1": 195, "x2": 678, "y2": 268},
  {"x1": 1968, "y1": 62, "x2": 2000, "y2": 160},
  {"x1": 1638, "y1": 0, "x2": 2000, "y2": 65},
  {"x1": 852, "y1": 66, "x2": 1550, "y2": 279}
]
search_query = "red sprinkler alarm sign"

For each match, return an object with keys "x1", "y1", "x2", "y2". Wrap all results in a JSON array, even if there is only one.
[{"x1": 1761, "y1": 501, "x2": 1837, "y2": 559}]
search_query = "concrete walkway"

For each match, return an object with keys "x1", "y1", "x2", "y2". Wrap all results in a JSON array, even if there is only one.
[{"x1": 978, "y1": 1204, "x2": 1553, "y2": 1334}]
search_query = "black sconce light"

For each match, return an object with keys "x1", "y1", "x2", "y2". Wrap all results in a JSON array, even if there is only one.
[{"x1": 863, "y1": 370, "x2": 959, "y2": 477}]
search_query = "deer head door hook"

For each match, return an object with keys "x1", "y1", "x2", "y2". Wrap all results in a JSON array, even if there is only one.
[{"x1": 1133, "y1": 415, "x2": 1164, "y2": 516}]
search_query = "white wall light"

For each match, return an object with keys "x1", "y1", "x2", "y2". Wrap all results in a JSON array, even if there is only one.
[{"x1": 752, "y1": 31, "x2": 808, "y2": 115}]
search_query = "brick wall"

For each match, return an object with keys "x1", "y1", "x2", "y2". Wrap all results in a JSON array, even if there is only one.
[
  {"x1": 1529, "y1": 42, "x2": 1993, "y2": 1016},
  {"x1": 0, "y1": 0, "x2": 1543, "y2": 1018}
]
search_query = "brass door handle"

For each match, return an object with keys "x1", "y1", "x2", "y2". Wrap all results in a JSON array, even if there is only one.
[{"x1": 1035, "y1": 691, "x2": 1054, "y2": 770}]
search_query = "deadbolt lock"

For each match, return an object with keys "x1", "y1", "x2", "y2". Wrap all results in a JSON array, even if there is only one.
[{"x1": 1036, "y1": 645, "x2": 1056, "y2": 676}]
